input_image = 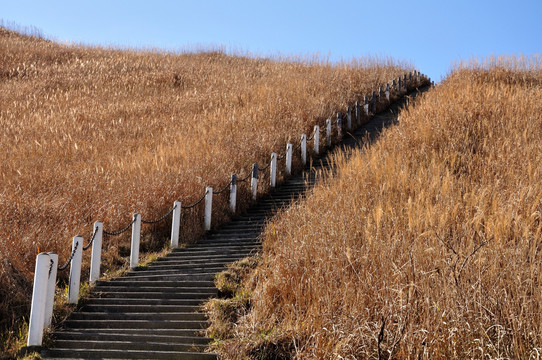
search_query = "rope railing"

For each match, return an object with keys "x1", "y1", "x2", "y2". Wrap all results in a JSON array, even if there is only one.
[
  {"x1": 103, "y1": 218, "x2": 137, "y2": 236},
  {"x1": 141, "y1": 204, "x2": 177, "y2": 224},
  {"x1": 181, "y1": 191, "x2": 207, "y2": 209},
  {"x1": 26, "y1": 71, "x2": 431, "y2": 347}
]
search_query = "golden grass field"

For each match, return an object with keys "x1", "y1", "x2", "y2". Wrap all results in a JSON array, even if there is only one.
[
  {"x1": 0, "y1": 26, "x2": 411, "y2": 346},
  {"x1": 206, "y1": 57, "x2": 542, "y2": 359}
]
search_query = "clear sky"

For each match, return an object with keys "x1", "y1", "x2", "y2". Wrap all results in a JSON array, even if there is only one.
[{"x1": 2, "y1": 0, "x2": 541, "y2": 82}]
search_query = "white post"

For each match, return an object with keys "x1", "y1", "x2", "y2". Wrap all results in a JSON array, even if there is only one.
[
  {"x1": 300, "y1": 134, "x2": 307, "y2": 166},
  {"x1": 270, "y1": 153, "x2": 277, "y2": 187},
  {"x1": 130, "y1": 214, "x2": 141, "y2": 269},
  {"x1": 68, "y1": 236, "x2": 83, "y2": 304},
  {"x1": 355, "y1": 101, "x2": 361, "y2": 125},
  {"x1": 417, "y1": 71, "x2": 421, "y2": 86},
  {"x1": 204, "y1": 187, "x2": 213, "y2": 231},
  {"x1": 347, "y1": 106, "x2": 352, "y2": 130},
  {"x1": 250, "y1": 163, "x2": 258, "y2": 200},
  {"x1": 385, "y1": 83, "x2": 390, "y2": 101},
  {"x1": 314, "y1": 125, "x2": 320, "y2": 155},
  {"x1": 336, "y1": 113, "x2": 342, "y2": 139},
  {"x1": 170, "y1": 200, "x2": 181, "y2": 248},
  {"x1": 27, "y1": 253, "x2": 50, "y2": 346},
  {"x1": 44, "y1": 252, "x2": 58, "y2": 328},
  {"x1": 326, "y1": 119, "x2": 332, "y2": 147},
  {"x1": 364, "y1": 96, "x2": 369, "y2": 116},
  {"x1": 398, "y1": 77, "x2": 402, "y2": 94},
  {"x1": 371, "y1": 91, "x2": 377, "y2": 114},
  {"x1": 285, "y1": 143, "x2": 292, "y2": 176},
  {"x1": 89, "y1": 221, "x2": 103, "y2": 284},
  {"x1": 229, "y1": 174, "x2": 237, "y2": 213}
]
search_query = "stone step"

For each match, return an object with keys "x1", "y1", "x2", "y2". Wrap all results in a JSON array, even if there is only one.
[
  {"x1": 95, "y1": 280, "x2": 215, "y2": 288},
  {"x1": 69, "y1": 312, "x2": 207, "y2": 321},
  {"x1": 52, "y1": 331, "x2": 212, "y2": 344},
  {"x1": 55, "y1": 328, "x2": 204, "y2": 337},
  {"x1": 62, "y1": 319, "x2": 209, "y2": 330},
  {"x1": 51, "y1": 339, "x2": 208, "y2": 352},
  {"x1": 93, "y1": 286, "x2": 217, "y2": 294},
  {"x1": 82, "y1": 298, "x2": 204, "y2": 306},
  {"x1": 41, "y1": 348, "x2": 217, "y2": 360},
  {"x1": 80, "y1": 304, "x2": 200, "y2": 313},
  {"x1": 93, "y1": 291, "x2": 214, "y2": 300}
]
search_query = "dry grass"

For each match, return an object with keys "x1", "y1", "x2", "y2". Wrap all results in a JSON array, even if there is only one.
[
  {"x1": 210, "y1": 56, "x2": 542, "y2": 359},
  {"x1": 0, "y1": 26, "x2": 410, "y2": 346}
]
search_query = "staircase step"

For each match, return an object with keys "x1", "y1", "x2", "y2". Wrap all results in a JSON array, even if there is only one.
[
  {"x1": 62, "y1": 319, "x2": 209, "y2": 330},
  {"x1": 69, "y1": 312, "x2": 207, "y2": 321},
  {"x1": 53, "y1": 331, "x2": 211, "y2": 344},
  {"x1": 41, "y1": 348, "x2": 218, "y2": 360},
  {"x1": 50, "y1": 339, "x2": 208, "y2": 352}
]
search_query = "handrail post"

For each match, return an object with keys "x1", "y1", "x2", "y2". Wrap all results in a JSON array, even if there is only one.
[
  {"x1": 364, "y1": 96, "x2": 369, "y2": 116},
  {"x1": 285, "y1": 143, "x2": 293, "y2": 176},
  {"x1": 229, "y1": 174, "x2": 237, "y2": 213},
  {"x1": 68, "y1": 236, "x2": 83, "y2": 304},
  {"x1": 371, "y1": 91, "x2": 377, "y2": 114},
  {"x1": 300, "y1": 134, "x2": 307, "y2": 166},
  {"x1": 404, "y1": 74, "x2": 408, "y2": 92},
  {"x1": 204, "y1": 187, "x2": 213, "y2": 231},
  {"x1": 355, "y1": 101, "x2": 361, "y2": 126},
  {"x1": 44, "y1": 252, "x2": 58, "y2": 328},
  {"x1": 385, "y1": 83, "x2": 390, "y2": 101},
  {"x1": 336, "y1": 113, "x2": 342, "y2": 139},
  {"x1": 270, "y1": 153, "x2": 277, "y2": 188},
  {"x1": 314, "y1": 125, "x2": 320, "y2": 155},
  {"x1": 326, "y1": 119, "x2": 332, "y2": 147},
  {"x1": 89, "y1": 221, "x2": 103, "y2": 284},
  {"x1": 130, "y1": 214, "x2": 141, "y2": 269},
  {"x1": 346, "y1": 106, "x2": 352, "y2": 130},
  {"x1": 170, "y1": 200, "x2": 181, "y2": 248},
  {"x1": 250, "y1": 163, "x2": 258, "y2": 200},
  {"x1": 27, "y1": 253, "x2": 50, "y2": 346},
  {"x1": 398, "y1": 77, "x2": 402, "y2": 94}
]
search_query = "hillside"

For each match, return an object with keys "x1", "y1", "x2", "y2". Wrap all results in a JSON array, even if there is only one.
[
  {"x1": 207, "y1": 57, "x2": 542, "y2": 359},
  {"x1": 0, "y1": 26, "x2": 411, "y2": 344}
]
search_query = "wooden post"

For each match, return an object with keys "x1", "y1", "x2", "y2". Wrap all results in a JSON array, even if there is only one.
[
  {"x1": 89, "y1": 221, "x2": 103, "y2": 284},
  {"x1": 336, "y1": 113, "x2": 342, "y2": 139},
  {"x1": 44, "y1": 252, "x2": 58, "y2": 328},
  {"x1": 346, "y1": 106, "x2": 352, "y2": 130},
  {"x1": 270, "y1": 153, "x2": 277, "y2": 187},
  {"x1": 285, "y1": 143, "x2": 293, "y2": 176},
  {"x1": 27, "y1": 253, "x2": 50, "y2": 346},
  {"x1": 204, "y1": 187, "x2": 212, "y2": 231},
  {"x1": 250, "y1": 163, "x2": 258, "y2": 200},
  {"x1": 314, "y1": 125, "x2": 320, "y2": 155},
  {"x1": 130, "y1": 214, "x2": 141, "y2": 269},
  {"x1": 68, "y1": 236, "x2": 83, "y2": 304},
  {"x1": 229, "y1": 174, "x2": 237, "y2": 214},
  {"x1": 385, "y1": 83, "x2": 390, "y2": 101},
  {"x1": 170, "y1": 200, "x2": 181, "y2": 248},
  {"x1": 355, "y1": 101, "x2": 361, "y2": 125},
  {"x1": 300, "y1": 134, "x2": 307, "y2": 166},
  {"x1": 364, "y1": 96, "x2": 369, "y2": 116},
  {"x1": 326, "y1": 119, "x2": 332, "y2": 147}
]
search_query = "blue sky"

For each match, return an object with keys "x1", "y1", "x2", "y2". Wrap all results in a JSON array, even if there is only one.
[{"x1": 2, "y1": 0, "x2": 541, "y2": 82}]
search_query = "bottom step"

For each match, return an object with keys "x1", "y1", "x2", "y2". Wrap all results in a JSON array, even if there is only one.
[{"x1": 41, "y1": 348, "x2": 218, "y2": 360}]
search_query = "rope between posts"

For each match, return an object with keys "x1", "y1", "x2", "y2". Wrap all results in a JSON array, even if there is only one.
[
  {"x1": 103, "y1": 218, "x2": 136, "y2": 236},
  {"x1": 58, "y1": 241, "x2": 79, "y2": 271},
  {"x1": 83, "y1": 226, "x2": 99, "y2": 251},
  {"x1": 141, "y1": 204, "x2": 177, "y2": 224},
  {"x1": 48, "y1": 258, "x2": 54, "y2": 278},
  {"x1": 213, "y1": 179, "x2": 233, "y2": 195},
  {"x1": 277, "y1": 152, "x2": 286, "y2": 160},
  {"x1": 294, "y1": 142, "x2": 302, "y2": 150},
  {"x1": 237, "y1": 171, "x2": 252, "y2": 183},
  {"x1": 181, "y1": 192, "x2": 207, "y2": 209},
  {"x1": 259, "y1": 159, "x2": 272, "y2": 171}
]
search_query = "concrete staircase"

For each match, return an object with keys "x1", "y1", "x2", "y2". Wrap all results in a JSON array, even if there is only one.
[{"x1": 40, "y1": 88, "x2": 426, "y2": 360}]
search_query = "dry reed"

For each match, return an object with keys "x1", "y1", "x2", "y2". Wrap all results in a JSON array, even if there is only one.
[
  {"x1": 211, "y1": 56, "x2": 542, "y2": 359},
  {"x1": 0, "y1": 26, "x2": 410, "y2": 347}
]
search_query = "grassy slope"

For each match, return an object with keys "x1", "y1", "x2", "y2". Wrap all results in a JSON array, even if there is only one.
[
  {"x1": 0, "y1": 27, "x2": 410, "y2": 344},
  {"x1": 210, "y1": 58, "x2": 542, "y2": 359}
]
